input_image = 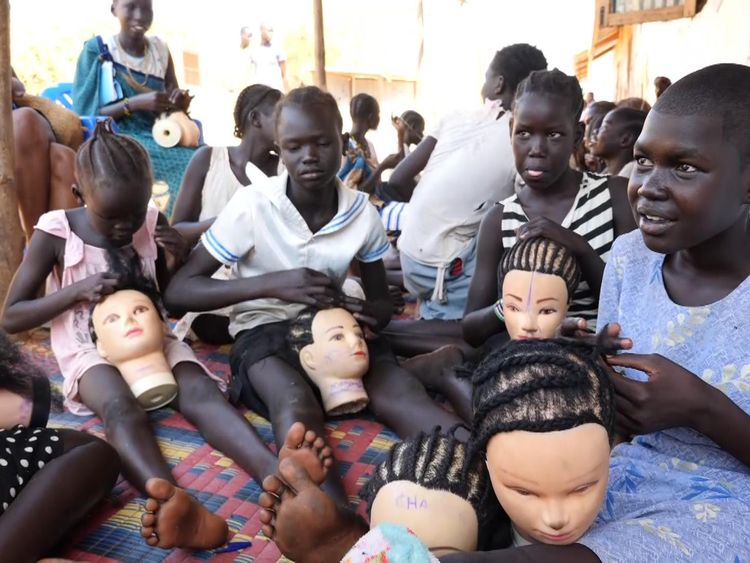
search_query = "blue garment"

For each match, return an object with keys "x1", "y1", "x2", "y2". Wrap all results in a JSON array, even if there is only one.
[
  {"x1": 579, "y1": 231, "x2": 750, "y2": 562},
  {"x1": 73, "y1": 36, "x2": 197, "y2": 217}
]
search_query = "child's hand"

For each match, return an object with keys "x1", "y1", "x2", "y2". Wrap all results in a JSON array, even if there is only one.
[
  {"x1": 169, "y1": 89, "x2": 193, "y2": 113},
  {"x1": 264, "y1": 268, "x2": 338, "y2": 307},
  {"x1": 606, "y1": 353, "x2": 711, "y2": 436},
  {"x1": 516, "y1": 216, "x2": 590, "y2": 256},
  {"x1": 74, "y1": 272, "x2": 119, "y2": 303},
  {"x1": 557, "y1": 320, "x2": 633, "y2": 354},
  {"x1": 155, "y1": 225, "x2": 189, "y2": 266},
  {"x1": 336, "y1": 295, "x2": 379, "y2": 337}
]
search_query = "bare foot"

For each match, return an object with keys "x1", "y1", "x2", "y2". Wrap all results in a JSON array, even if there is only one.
[
  {"x1": 277, "y1": 422, "x2": 334, "y2": 486},
  {"x1": 140, "y1": 478, "x2": 228, "y2": 550},
  {"x1": 401, "y1": 345, "x2": 464, "y2": 390},
  {"x1": 258, "y1": 457, "x2": 368, "y2": 563}
]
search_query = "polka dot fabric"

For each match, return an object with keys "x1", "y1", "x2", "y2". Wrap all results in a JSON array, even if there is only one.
[{"x1": 0, "y1": 425, "x2": 63, "y2": 514}]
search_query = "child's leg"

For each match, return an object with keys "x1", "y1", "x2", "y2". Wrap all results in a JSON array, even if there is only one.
[
  {"x1": 78, "y1": 365, "x2": 173, "y2": 488},
  {"x1": 365, "y1": 341, "x2": 469, "y2": 439},
  {"x1": 171, "y1": 362, "x2": 278, "y2": 482},
  {"x1": 0, "y1": 430, "x2": 119, "y2": 561},
  {"x1": 190, "y1": 314, "x2": 232, "y2": 345},
  {"x1": 246, "y1": 356, "x2": 348, "y2": 505},
  {"x1": 400, "y1": 346, "x2": 472, "y2": 422}
]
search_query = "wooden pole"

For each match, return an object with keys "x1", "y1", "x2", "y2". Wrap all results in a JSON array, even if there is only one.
[
  {"x1": 312, "y1": 0, "x2": 326, "y2": 88},
  {"x1": 0, "y1": 0, "x2": 24, "y2": 302}
]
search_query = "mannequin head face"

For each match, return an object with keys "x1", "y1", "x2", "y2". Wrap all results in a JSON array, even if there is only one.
[
  {"x1": 470, "y1": 339, "x2": 615, "y2": 546},
  {"x1": 500, "y1": 237, "x2": 581, "y2": 340},
  {"x1": 502, "y1": 270, "x2": 568, "y2": 340},
  {"x1": 290, "y1": 308, "x2": 369, "y2": 415},
  {"x1": 486, "y1": 424, "x2": 609, "y2": 545},
  {"x1": 362, "y1": 429, "x2": 501, "y2": 554},
  {"x1": 91, "y1": 289, "x2": 166, "y2": 364}
]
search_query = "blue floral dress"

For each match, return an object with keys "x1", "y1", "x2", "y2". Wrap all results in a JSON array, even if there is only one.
[{"x1": 580, "y1": 231, "x2": 750, "y2": 562}]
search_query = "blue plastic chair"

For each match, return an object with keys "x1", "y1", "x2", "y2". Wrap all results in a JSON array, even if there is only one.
[{"x1": 41, "y1": 82, "x2": 118, "y2": 140}]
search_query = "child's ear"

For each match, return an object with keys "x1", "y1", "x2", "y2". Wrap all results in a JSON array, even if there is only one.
[
  {"x1": 72, "y1": 184, "x2": 85, "y2": 206},
  {"x1": 250, "y1": 109, "x2": 262, "y2": 128},
  {"x1": 493, "y1": 75, "x2": 505, "y2": 98},
  {"x1": 620, "y1": 131, "x2": 636, "y2": 148}
]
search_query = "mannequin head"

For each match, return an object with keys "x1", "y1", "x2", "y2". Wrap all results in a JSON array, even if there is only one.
[
  {"x1": 0, "y1": 330, "x2": 51, "y2": 429},
  {"x1": 470, "y1": 339, "x2": 615, "y2": 546},
  {"x1": 288, "y1": 307, "x2": 369, "y2": 415},
  {"x1": 361, "y1": 427, "x2": 504, "y2": 555},
  {"x1": 499, "y1": 237, "x2": 581, "y2": 340}
]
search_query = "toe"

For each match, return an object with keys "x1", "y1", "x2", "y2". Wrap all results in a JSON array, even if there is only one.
[
  {"x1": 262, "y1": 473, "x2": 287, "y2": 497},
  {"x1": 145, "y1": 533, "x2": 159, "y2": 546},
  {"x1": 141, "y1": 513, "x2": 156, "y2": 527},
  {"x1": 261, "y1": 523, "x2": 275, "y2": 539},
  {"x1": 319, "y1": 445, "x2": 333, "y2": 460},
  {"x1": 145, "y1": 477, "x2": 175, "y2": 502},
  {"x1": 311, "y1": 435, "x2": 326, "y2": 453},
  {"x1": 258, "y1": 491, "x2": 279, "y2": 510},
  {"x1": 258, "y1": 508, "x2": 274, "y2": 525},
  {"x1": 303, "y1": 429, "x2": 317, "y2": 447},
  {"x1": 141, "y1": 524, "x2": 154, "y2": 538},
  {"x1": 283, "y1": 422, "x2": 306, "y2": 450},
  {"x1": 144, "y1": 498, "x2": 159, "y2": 513}
]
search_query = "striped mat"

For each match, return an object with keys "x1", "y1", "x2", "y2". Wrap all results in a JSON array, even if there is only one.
[{"x1": 20, "y1": 329, "x2": 399, "y2": 562}]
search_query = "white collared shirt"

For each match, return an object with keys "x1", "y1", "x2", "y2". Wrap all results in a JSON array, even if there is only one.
[
  {"x1": 202, "y1": 172, "x2": 390, "y2": 336},
  {"x1": 398, "y1": 106, "x2": 516, "y2": 266}
]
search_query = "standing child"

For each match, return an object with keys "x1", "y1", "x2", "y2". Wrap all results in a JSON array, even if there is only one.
[
  {"x1": 165, "y1": 87, "x2": 469, "y2": 504},
  {"x1": 1, "y1": 125, "x2": 320, "y2": 551},
  {"x1": 462, "y1": 69, "x2": 635, "y2": 348}
]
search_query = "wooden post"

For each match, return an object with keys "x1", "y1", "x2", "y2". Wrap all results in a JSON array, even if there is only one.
[
  {"x1": 313, "y1": 0, "x2": 326, "y2": 88},
  {"x1": 0, "y1": 0, "x2": 24, "y2": 302}
]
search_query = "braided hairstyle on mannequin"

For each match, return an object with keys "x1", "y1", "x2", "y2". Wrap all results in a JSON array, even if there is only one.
[
  {"x1": 500, "y1": 237, "x2": 581, "y2": 302},
  {"x1": 286, "y1": 307, "x2": 318, "y2": 355},
  {"x1": 468, "y1": 339, "x2": 615, "y2": 466},
  {"x1": 361, "y1": 426, "x2": 507, "y2": 549}
]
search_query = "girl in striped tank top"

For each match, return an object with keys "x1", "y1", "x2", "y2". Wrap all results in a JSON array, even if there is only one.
[{"x1": 463, "y1": 69, "x2": 635, "y2": 347}]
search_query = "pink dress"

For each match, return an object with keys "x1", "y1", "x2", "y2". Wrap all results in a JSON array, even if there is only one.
[{"x1": 37, "y1": 206, "x2": 224, "y2": 416}]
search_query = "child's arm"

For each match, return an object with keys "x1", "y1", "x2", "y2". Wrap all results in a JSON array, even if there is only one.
[
  {"x1": 1, "y1": 231, "x2": 118, "y2": 333},
  {"x1": 607, "y1": 353, "x2": 750, "y2": 469},
  {"x1": 351, "y1": 259, "x2": 393, "y2": 331},
  {"x1": 170, "y1": 147, "x2": 216, "y2": 247},
  {"x1": 154, "y1": 213, "x2": 190, "y2": 289},
  {"x1": 163, "y1": 246, "x2": 338, "y2": 314},
  {"x1": 462, "y1": 204, "x2": 505, "y2": 347},
  {"x1": 387, "y1": 136, "x2": 437, "y2": 201}
]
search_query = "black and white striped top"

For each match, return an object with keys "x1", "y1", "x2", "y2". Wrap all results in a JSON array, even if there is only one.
[{"x1": 500, "y1": 172, "x2": 614, "y2": 327}]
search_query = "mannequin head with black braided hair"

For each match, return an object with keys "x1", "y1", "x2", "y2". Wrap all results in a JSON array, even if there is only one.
[
  {"x1": 361, "y1": 426, "x2": 508, "y2": 554},
  {"x1": 499, "y1": 236, "x2": 581, "y2": 340},
  {"x1": 469, "y1": 338, "x2": 614, "y2": 546}
]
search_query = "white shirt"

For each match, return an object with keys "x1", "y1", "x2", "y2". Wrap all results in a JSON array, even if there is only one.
[
  {"x1": 398, "y1": 105, "x2": 517, "y2": 266},
  {"x1": 201, "y1": 172, "x2": 390, "y2": 336},
  {"x1": 251, "y1": 43, "x2": 286, "y2": 91}
]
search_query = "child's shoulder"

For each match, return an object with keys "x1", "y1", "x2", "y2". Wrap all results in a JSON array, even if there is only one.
[
  {"x1": 35, "y1": 208, "x2": 75, "y2": 238},
  {"x1": 611, "y1": 230, "x2": 660, "y2": 270}
]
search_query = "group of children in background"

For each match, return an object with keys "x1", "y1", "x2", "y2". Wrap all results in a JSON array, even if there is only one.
[{"x1": 1, "y1": 0, "x2": 748, "y2": 561}]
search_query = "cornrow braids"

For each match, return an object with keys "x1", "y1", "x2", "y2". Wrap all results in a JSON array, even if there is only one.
[
  {"x1": 360, "y1": 426, "x2": 508, "y2": 549},
  {"x1": 273, "y1": 85, "x2": 343, "y2": 134},
  {"x1": 233, "y1": 83, "x2": 282, "y2": 138},
  {"x1": 349, "y1": 93, "x2": 378, "y2": 120},
  {"x1": 500, "y1": 237, "x2": 581, "y2": 302},
  {"x1": 76, "y1": 120, "x2": 153, "y2": 197},
  {"x1": 514, "y1": 68, "x2": 584, "y2": 123},
  {"x1": 468, "y1": 339, "x2": 615, "y2": 468}
]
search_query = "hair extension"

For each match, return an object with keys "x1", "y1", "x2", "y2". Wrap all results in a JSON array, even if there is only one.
[
  {"x1": 488, "y1": 44, "x2": 548, "y2": 96},
  {"x1": 273, "y1": 85, "x2": 343, "y2": 133},
  {"x1": 468, "y1": 339, "x2": 615, "y2": 468},
  {"x1": 500, "y1": 237, "x2": 581, "y2": 302},
  {"x1": 233, "y1": 83, "x2": 282, "y2": 138},
  {"x1": 514, "y1": 68, "x2": 584, "y2": 122},
  {"x1": 76, "y1": 120, "x2": 153, "y2": 196},
  {"x1": 361, "y1": 425, "x2": 508, "y2": 549}
]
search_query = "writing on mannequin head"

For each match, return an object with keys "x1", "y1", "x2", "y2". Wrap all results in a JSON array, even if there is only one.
[
  {"x1": 361, "y1": 427, "x2": 504, "y2": 555},
  {"x1": 469, "y1": 339, "x2": 615, "y2": 546},
  {"x1": 288, "y1": 308, "x2": 369, "y2": 415},
  {"x1": 499, "y1": 237, "x2": 581, "y2": 340}
]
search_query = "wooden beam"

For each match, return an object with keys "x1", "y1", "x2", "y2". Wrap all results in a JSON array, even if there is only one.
[
  {"x1": 0, "y1": 0, "x2": 24, "y2": 303},
  {"x1": 312, "y1": 0, "x2": 326, "y2": 88}
]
